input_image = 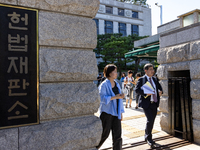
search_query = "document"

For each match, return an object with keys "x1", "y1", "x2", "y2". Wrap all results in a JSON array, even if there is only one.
[{"x1": 141, "y1": 81, "x2": 155, "y2": 98}]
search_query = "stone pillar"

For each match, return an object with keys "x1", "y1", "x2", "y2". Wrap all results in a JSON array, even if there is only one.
[
  {"x1": 126, "y1": 23, "x2": 131, "y2": 36},
  {"x1": 113, "y1": 7, "x2": 118, "y2": 15},
  {"x1": 138, "y1": 25, "x2": 143, "y2": 36},
  {"x1": 113, "y1": 21, "x2": 119, "y2": 33},
  {"x1": 193, "y1": 12, "x2": 199, "y2": 24},
  {"x1": 99, "y1": 19, "x2": 105, "y2": 34},
  {"x1": 0, "y1": 0, "x2": 102, "y2": 149}
]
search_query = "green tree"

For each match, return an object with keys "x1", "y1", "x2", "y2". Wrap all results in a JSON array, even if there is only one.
[
  {"x1": 115, "y1": 0, "x2": 147, "y2": 5},
  {"x1": 94, "y1": 33, "x2": 148, "y2": 76}
]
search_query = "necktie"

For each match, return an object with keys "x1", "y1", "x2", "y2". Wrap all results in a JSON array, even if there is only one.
[{"x1": 149, "y1": 78, "x2": 158, "y2": 102}]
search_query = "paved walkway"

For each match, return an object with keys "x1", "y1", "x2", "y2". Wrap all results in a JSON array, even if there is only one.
[{"x1": 97, "y1": 99, "x2": 200, "y2": 150}]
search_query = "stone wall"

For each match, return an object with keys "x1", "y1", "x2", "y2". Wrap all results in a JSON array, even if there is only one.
[
  {"x1": 157, "y1": 22, "x2": 200, "y2": 144},
  {"x1": 0, "y1": 0, "x2": 102, "y2": 149}
]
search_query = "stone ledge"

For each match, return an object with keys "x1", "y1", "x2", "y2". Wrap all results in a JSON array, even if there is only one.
[
  {"x1": 160, "y1": 22, "x2": 200, "y2": 48},
  {"x1": 160, "y1": 112, "x2": 170, "y2": 133},
  {"x1": 157, "y1": 43, "x2": 190, "y2": 64},
  {"x1": 159, "y1": 80, "x2": 168, "y2": 96},
  {"x1": 0, "y1": 128, "x2": 18, "y2": 150},
  {"x1": 0, "y1": 0, "x2": 17, "y2": 5},
  {"x1": 193, "y1": 119, "x2": 200, "y2": 144},
  {"x1": 190, "y1": 80, "x2": 200, "y2": 99},
  {"x1": 159, "y1": 96, "x2": 169, "y2": 113},
  {"x1": 157, "y1": 48, "x2": 166, "y2": 64},
  {"x1": 192, "y1": 99, "x2": 200, "y2": 120},
  {"x1": 157, "y1": 64, "x2": 168, "y2": 80},
  {"x1": 189, "y1": 40, "x2": 200, "y2": 60},
  {"x1": 40, "y1": 82, "x2": 100, "y2": 121},
  {"x1": 19, "y1": 116, "x2": 102, "y2": 150},
  {"x1": 18, "y1": 0, "x2": 100, "y2": 18},
  {"x1": 157, "y1": 62, "x2": 190, "y2": 80},
  {"x1": 160, "y1": 33, "x2": 177, "y2": 48},
  {"x1": 39, "y1": 11, "x2": 97, "y2": 49},
  {"x1": 39, "y1": 47, "x2": 98, "y2": 82},
  {"x1": 190, "y1": 60, "x2": 200, "y2": 79}
]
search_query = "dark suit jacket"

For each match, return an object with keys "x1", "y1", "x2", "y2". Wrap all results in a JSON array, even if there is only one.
[{"x1": 135, "y1": 75, "x2": 163, "y2": 109}]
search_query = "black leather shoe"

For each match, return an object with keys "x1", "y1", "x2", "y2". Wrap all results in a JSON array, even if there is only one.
[
  {"x1": 147, "y1": 141, "x2": 155, "y2": 148},
  {"x1": 146, "y1": 139, "x2": 155, "y2": 148},
  {"x1": 145, "y1": 138, "x2": 155, "y2": 144}
]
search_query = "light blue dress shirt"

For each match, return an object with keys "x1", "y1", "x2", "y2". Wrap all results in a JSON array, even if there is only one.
[{"x1": 98, "y1": 79, "x2": 125, "y2": 120}]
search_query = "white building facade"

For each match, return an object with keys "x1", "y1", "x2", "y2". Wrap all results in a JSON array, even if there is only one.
[{"x1": 94, "y1": 0, "x2": 152, "y2": 37}]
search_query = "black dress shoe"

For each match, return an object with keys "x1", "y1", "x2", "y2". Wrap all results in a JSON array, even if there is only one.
[
  {"x1": 146, "y1": 140, "x2": 155, "y2": 148},
  {"x1": 145, "y1": 138, "x2": 155, "y2": 144}
]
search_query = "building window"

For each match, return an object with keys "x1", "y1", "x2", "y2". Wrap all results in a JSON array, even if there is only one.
[
  {"x1": 119, "y1": 23, "x2": 126, "y2": 36},
  {"x1": 93, "y1": 19, "x2": 99, "y2": 35},
  {"x1": 118, "y1": 9, "x2": 124, "y2": 16},
  {"x1": 105, "y1": 21, "x2": 113, "y2": 34},
  {"x1": 132, "y1": 11, "x2": 138, "y2": 18},
  {"x1": 106, "y1": 6, "x2": 113, "y2": 14},
  {"x1": 183, "y1": 14, "x2": 194, "y2": 27},
  {"x1": 131, "y1": 25, "x2": 139, "y2": 35}
]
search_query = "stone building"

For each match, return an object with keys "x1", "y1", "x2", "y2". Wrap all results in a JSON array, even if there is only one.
[
  {"x1": 94, "y1": 0, "x2": 152, "y2": 36},
  {"x1": 0, "y1": 0, "x2": 102, "y2": 149},
  {"x1": 157, "y1": 9, "x2": 200, "y2": 144}
]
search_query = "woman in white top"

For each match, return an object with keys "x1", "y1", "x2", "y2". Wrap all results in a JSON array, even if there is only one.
[{"x1": 124, "y1": 70, "x2": 135, "y2": 108}]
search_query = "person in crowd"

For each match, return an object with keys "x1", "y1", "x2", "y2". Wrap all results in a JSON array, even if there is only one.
[
  {"x1": 124, "y1": 70, "x2": 135, "y2": 108},
  {"x1": 97, "y1": 74, "x2": 102, "y2": 86},
  {"x1": 135, "y1": 63, "x2": 163, "y2": 148},
  {"x1": 120, "y1": 73, "x2": 126, "y2": 94},
  {"x1": 100, "y1": 72, "x2": 107, "y2": 84},
  {"x1": 134, "y1": 73, "x2": 141, "y2": 109},
  {"x1": 96, "y1": 64, "x2": 125, "y2": 150}
]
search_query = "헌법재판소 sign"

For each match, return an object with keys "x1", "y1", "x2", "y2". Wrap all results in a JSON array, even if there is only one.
[{"x1": 0, "y1": 4, "x2": 38, "y2": 129}]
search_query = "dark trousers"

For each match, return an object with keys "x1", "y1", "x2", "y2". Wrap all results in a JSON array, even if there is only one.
[
  {"x1": 136, "y1": 93, "x2": 140, "y2": 104},
  {"x1": 143, "y1": 102, "x2": 157, "y2": 141},
  {"x1": 96, "y1": 112, "x2": 122, "y2": 150}
]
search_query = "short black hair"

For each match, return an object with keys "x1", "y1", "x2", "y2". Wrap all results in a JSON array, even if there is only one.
[
  {"x1": 103, "y1": 64, "x2": 117, "y2": 78},
  {"x1": 144, "y1": 63, "x2": 153, "y2": 71},
  {"x1": 128, "y1": 70, "x2": 133, "y2": 74},
  {"x1": 99, "y1": 74, "x2": 101, "y2": 76},
  {"x1": 136, "y1": 73, "x2": 141, "y2": 77}
]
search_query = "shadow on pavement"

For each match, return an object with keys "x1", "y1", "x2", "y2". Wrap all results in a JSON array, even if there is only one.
[{"x1": 122, "y1": 135, "x2": 191, "y2": 150}]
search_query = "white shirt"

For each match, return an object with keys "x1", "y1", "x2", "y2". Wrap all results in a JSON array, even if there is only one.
[
  {"x1": 124, "y1": 76, "x2": 134, "y2": 85},
  {"x1": 145, "y1": 75, "x2": 157, "y2": 102}
]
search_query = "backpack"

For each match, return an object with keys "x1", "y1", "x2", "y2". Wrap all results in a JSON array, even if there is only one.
[{"x1": 124, "y1": 76, "x2": 134, "y2": 88}]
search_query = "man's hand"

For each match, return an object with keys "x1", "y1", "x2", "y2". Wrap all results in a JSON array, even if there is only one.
[
  {"x1": 121, "y1": 113, "x2": 123, "y2": 121},
  {"x1": 147, "y1": 94, "x2": 152, "y2": 96},
  {"x1": 159, "y1": 91, "x2": 163, "y2": 96}
]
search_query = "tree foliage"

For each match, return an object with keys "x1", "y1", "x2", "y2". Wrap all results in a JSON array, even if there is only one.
[
  {"x1": 115, "y1": 0, "x2": 147, "y2": 5},
  {"x1": 94, "y1": 33, "x2": 148, "y2": 76}
]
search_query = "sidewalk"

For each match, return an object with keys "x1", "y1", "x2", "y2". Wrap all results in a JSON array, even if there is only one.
[{"x1": 98, "y1": 99, "x2": 200, "y2": 150}]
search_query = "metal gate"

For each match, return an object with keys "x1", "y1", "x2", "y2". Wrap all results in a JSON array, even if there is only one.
[{"x1": 168, "y1": 77, "x2": 193, "y2": 142}]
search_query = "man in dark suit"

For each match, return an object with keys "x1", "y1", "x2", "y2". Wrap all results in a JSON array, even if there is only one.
[{"x1": 135, "y1": 63, "x2": 163, "y2": 148}]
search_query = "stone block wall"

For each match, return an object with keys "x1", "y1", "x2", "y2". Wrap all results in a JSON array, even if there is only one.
[
  {"x1": 0, "y1": 0, "x2": 102, "y2": 149},
  {"x1": 157, "y1": 22, "x2": 200, "y2": 144}
]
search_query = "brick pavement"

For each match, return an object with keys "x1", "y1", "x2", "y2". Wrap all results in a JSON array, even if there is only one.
[{"x1": 98, "y1": 99, "x2": 200, "y2": 150}]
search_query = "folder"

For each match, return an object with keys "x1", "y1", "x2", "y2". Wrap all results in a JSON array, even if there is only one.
[{"x1": 141, "y1": 81, "x2": 155, "y2": 98}]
